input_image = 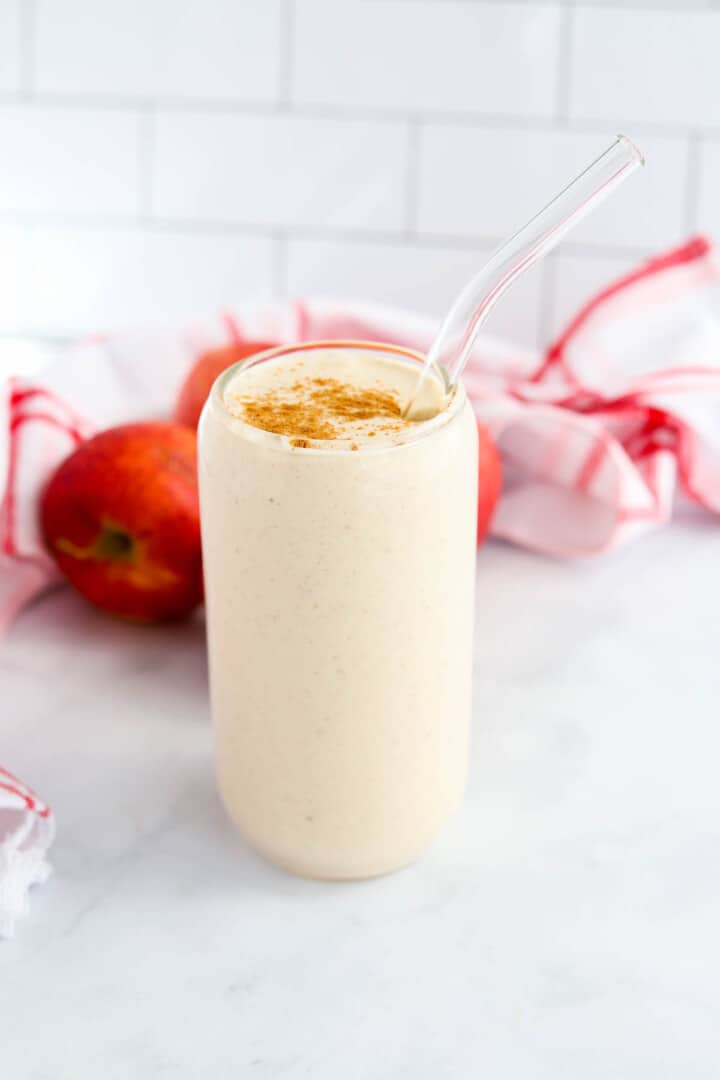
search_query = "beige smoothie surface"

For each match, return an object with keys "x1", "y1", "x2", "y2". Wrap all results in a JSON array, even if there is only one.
[{"x1": 223, "y1": 346, "x2": 447, "y2": 447}]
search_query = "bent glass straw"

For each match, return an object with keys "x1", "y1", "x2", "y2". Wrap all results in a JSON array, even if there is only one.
[{"x1": 406, "y1": 135, "x2": 644, "y2": 413}]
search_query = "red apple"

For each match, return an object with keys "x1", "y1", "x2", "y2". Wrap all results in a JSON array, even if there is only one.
[
  {"x1": 41, "y1": 422, "x2": 202, "y2": 621},
  {"x1": 477, "y1": 421, "x2": 502, "y2": 545},
  {"x1": 174, "y1": 341, "x2": 278, "y2": 428}
]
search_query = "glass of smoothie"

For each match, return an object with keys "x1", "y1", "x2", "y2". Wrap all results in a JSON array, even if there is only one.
[{"x1": 198, "y1": 341, "x2": 478, "y2": 880}]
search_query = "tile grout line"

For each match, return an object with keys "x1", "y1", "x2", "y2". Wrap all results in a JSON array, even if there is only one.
[
  {"x1": 0, "y1": 208, "x2": 665, "y2": 264},
  {"x1": 18, "y1": 0, "x2": 36, "y2": 99},
  {"x1": 278, "y1": 0, "x2": 296, "y2": 109},
  {"x1": 554, "y1": 4, "x2": 575, "y2": 127},
  {"x1": 1, "y1": 92, "x2": 720, "y2": 143},
  {"x1": 4, "y1": 218, "x2": 26, "y2": 337},
  {"x1": 683, "y1": 133, "x2": 702, "y2": 234},
  {"x1": 18, "y1": 220, "x2": 36, "y2": 336},
  {"x1": 403, "y1": 117, "x2": 422, "y2": 239},
  {"x1": 383, "y1": 0, "x2": 708, "y2": 7},
  {"x1": 137, "y1": 106, "x2": 157, "y2": 222},
  {"x1": 272, "y1": 231, "x2": 289, "y2": 299}
]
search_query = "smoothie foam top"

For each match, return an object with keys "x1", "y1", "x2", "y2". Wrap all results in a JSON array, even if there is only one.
[{"x1": 223, "y1": 346, "x2": 448, "y2": 449}]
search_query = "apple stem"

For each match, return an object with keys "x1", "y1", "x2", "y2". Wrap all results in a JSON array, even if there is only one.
[{"x1": 55, "y1": 525, "x2": 135, "y2": 562}]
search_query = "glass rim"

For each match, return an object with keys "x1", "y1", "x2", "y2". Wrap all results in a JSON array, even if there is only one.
[{"x1": 208, "y1": 339, "x2": 466, "y2": 455}]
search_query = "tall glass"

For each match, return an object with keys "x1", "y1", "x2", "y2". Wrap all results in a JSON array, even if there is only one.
[{"x1": 198, "y1": 341, "x2": 478, "y2": 879}]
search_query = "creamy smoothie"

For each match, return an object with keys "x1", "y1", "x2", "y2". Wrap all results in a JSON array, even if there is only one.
[{"x1": 198, "y1": 342, "x2": 478, "y2": 879}]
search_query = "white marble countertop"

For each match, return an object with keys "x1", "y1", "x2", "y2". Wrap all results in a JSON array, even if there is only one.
[{"x1": 3, "y1": 513, "x2": 720, "y2": 1078}]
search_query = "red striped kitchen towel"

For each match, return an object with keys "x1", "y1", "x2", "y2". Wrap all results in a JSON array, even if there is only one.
[
  {"x1": 463, "y1": 235, "x2": 720, "y2": 554},
  {"x1": 2, "y1": 235, "x2": 720, "y2": 932},
  {"x1": 3, "y1": 234, "x2": 720, "y2": 606}
]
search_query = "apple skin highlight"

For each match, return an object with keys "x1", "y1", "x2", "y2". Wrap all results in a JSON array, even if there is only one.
[
  {"x1": 174, "y1": 341, "x2": 277, "y2": 430},
  {"x1": 41, "y1": 422, "x2": 203, "y2": 622}
]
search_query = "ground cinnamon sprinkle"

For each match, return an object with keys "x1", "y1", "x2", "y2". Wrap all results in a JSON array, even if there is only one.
[{"x1": 235, "y1": 376, "x2": 404, "y2": 443}]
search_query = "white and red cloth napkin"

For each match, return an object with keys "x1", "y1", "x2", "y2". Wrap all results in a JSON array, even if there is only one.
[
  {"x1": 2, "y1": 234, "x2": 720, "y2": 933},
  {"x1": 0, "y1": 768, "x2": 54, "y2": 937}
]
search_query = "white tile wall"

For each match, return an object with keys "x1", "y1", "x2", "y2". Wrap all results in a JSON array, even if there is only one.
[
  {"x1": 292, "y1": 2, "x2": 562, "y2": 118},
  {"x1": 0, "y1": 0, "x2": 719, "y2": 349},
  {"x1": 0, "y1": 226, "x2": 22, "y2": 333},
  {"x1": 570, "y1": 9, "x2": 720, "y2": 129},
  {"x1": 0, "y1": 106, "x2": 141, "y2": 217},
  {"x1": 696, "y1": 139, "x2": 720, "y2": 237},
  {"x1": 22, "y1": 227, "x2": 274, "y2": 336},
  {"x1": 153, "y1": 112, "x2": 408, "y2": 230},
  {"x1": 549, "y1": 251, "x2": 639, "y2": 331},
  {"x1": 417, "y1": 128, "x2": 689, "y2": 249},
  {"x1": 0, "y1": 1, "x2": 22, "y2": 94},
  {"x1": 34, "y1": 0, "x2": 284, "y2": 103},
  {"x1": 286, "y1": 236, "x2": 546, "y2": 344}
]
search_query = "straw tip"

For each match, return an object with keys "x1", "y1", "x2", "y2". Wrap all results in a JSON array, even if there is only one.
[{"x1": 617, "y1": 133, "x2": 645, "y2": 167}]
